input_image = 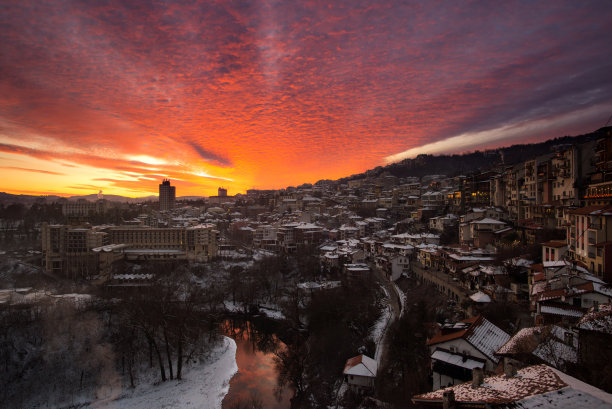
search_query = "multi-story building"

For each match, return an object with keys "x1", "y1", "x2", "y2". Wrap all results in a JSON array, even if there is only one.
[
  {"x1": 277, "y1": 222, "x2": 323, "y2": 253},
  {"x1": 62, "y1": 198, "x2": 109, "y2": 219},
  {"x1": 567, "y1": 205, "x2": 612, "y2": 282},
  {"x1": 253, "y1": 224, "x2": 278, "y2": 251},
  {"x1": 42, "y1": 223, "x2": 218, "y2": 278},
  {"x1": 159, "y1": 179, "x2": 176, "y2": 211},
  {"x1": 585, "y1": 131, "x2": 612, "y2": 205},
  {"x1": 505, "y1": 164, "x2": 524, "y2": 222},
  {"x1": 107, "y1": 224, "x2": 217, "y2": 261},
  {"x1": 42, "y1": 223, "x2": 110, "y2": 278}
]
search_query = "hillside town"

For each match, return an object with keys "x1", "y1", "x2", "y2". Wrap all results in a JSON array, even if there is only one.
[{"x1": 1, "y1": 128, "x2": 612, "y2": 408}]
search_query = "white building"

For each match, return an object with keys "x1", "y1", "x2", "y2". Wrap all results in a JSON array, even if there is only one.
[{"x1": 343, "y1": 354, "x2": 377, "y2": 392}]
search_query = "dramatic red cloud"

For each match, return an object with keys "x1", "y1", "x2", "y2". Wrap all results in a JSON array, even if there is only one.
[{"x1": 0, "y1": 0, "x2": 611, "y2": 196}]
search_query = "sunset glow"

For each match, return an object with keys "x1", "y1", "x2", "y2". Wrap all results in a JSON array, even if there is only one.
[{"x1": 1, "y1": 1, "x2": 611, "y2": 197}]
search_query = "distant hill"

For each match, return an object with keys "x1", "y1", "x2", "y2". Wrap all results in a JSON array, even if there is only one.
[
  {"x1": 0, "y1": 192, "x2": 209, "y2": 206},
  {"x1": 0, "y1": 192, "x2": 156, "y2": 206},
  {"x1": 337, "y1": 126, "x2": 611, "y2": 182},
  {"x1": 0, "y1": 193, "x2": 65, "y2": 207}
]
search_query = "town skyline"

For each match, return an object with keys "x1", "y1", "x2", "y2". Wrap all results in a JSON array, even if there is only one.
[{"x1": 1, "y1": 0, "x2": 611, "y2": 197}]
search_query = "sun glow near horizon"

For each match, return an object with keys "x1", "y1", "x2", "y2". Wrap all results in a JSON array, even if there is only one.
[{"x1": 1, "y1": 0, "x2": 610, "y2": 197}]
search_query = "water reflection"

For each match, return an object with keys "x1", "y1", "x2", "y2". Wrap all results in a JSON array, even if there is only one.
[{"x1": 222, "y1": 319, "x2": 292, "y2": 409}]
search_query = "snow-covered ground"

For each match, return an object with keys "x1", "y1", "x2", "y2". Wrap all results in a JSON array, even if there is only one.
[
  {"x1": 372, "y1": 304, "x2": 392, "y2": 364},
  {"x1": 93, "y1": 336, "x2": 237, "y2": 409},
  {"x1": 393, "y1": 282, "x2": 406, "y2": 316}
]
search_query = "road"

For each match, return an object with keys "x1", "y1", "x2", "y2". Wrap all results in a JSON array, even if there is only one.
[{"x1": 370, "y1": 265, "x2": 401, "y2": 369}]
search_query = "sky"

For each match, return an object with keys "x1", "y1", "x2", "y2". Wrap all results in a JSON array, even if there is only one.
[{"x1": 1, "y1": 0, "x2": 611, "y2": 197}]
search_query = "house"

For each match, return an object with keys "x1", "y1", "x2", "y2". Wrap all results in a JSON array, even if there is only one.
[
  {"x1": 460, "y1": 218, "x2": 506, "y2": 246},
  {"x1": 529, "y1": 263, "x2": 612, "y2": 325},
  {"x1": 429, "y1": 214, "x2": 458, "y2": 232},
  {"x1": 495, "y1": 325, "x2": 578, "y2": 372},
  {"x1": 388, "y1": 254, "x2": 411, "y2": 281},
  {"x1": 427, "y1": 316, "x2": 510, "y2": 390},
  {"x1": 412, "y1": 364, "x2": 612, "y2": 408},
  {"x1": 343, "y1": 354, "x2": 377, "y2": 392},
  {"x1": 430, "y1": 348, "x2": 486, "y2": 391},
  {"x1": 542, "y1": 240, "x2": 568, "y2": 262}
]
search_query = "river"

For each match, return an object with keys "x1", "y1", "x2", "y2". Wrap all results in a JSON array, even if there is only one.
[{"x1": 221, "y1": 318, "x2": 292, "y2": 409}]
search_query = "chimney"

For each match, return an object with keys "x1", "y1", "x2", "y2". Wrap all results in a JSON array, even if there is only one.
[
  {"x1": 472, "y1": 367, "x2": 484, "y2": 387},
  {"x1": 504, "y1": 361, "x2": 517, "y2": 377},
  {"x1": 442, "y1": 390, "x2": 456, "y2": 409}
]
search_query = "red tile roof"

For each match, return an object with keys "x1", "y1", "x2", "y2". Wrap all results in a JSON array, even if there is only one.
[
  {"x1": 413, "y1": 365, "x2": 567, "y2": 405},
  {"x1": 426, "y1": 316, "x2": 480, "y2": 346}
]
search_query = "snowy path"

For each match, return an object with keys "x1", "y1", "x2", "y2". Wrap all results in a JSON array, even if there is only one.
[
  {"x1": 93, "y1": 336, "x2": 238, "y2": 409},
  {"x1": 370, "y1": 265, "x2": 401, "y2": 366}
]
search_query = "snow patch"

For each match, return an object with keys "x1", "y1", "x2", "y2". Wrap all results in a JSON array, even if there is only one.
[{"x1": 94, "y1": 336, "x2": 238, "y2": 409}]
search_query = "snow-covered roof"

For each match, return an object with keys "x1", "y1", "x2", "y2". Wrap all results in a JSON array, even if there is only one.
[
  {"x1": 540, "y1": 305, "x2": 584, "y2": 318},
  {"x1": 577, "y1": 303, "x2": 612, "y2": 334},
  {"x1": 470, "y1": 291, "x2": 491, "y2": 303},
  {"x1": 497, "y1": 326, "x2": 577, "y2": 367},
  {"x1": 431, "y1": 349, "x2": 485, "y2": 370},
  {"x1": 427, "y1": 316, "x2": 509, "y2": 365},
  {"x1": 414, "y1": 364, "x2": 612, "y2": 406},
  {"x1": 471, "y1": 218, "x2": 505, "y2": 225},
  {"x1": 91, "y1": 243, "x2": 128, "y2": 252},
  {"x1": 513, "y1": 386, "x2": 612, "y2": 409},
  {"x1": 464, "y1": 317, "x2": 510, "y2": 364},
  {"x1": 343, "y1": 355, "x2": 377, "y2": 378},
  {"x1": 113, "y1": 274, "x2": 154, "y2": 280},
  {"x1": 449, "y1": 254, "x2": 494, "y2": 262}
]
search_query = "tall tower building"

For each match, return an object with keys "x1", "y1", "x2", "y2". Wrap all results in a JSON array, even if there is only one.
[
  {"x1": 218, "y1": 187, "x2": 228, "y2": 197},
  {"x1": 159, "y1": 179, "x2": 176, "y2": 211}
]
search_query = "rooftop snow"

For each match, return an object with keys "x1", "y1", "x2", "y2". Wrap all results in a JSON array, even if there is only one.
[
  {"x1": 577, "y1": 303, "x2": 612, "y2": 334},
  {"x1": 343, "y1": 355, "x2": 377, "y2": 378},
  {"x1": 414, "y1": 365, "x2": 569, "y2": 404},
  {"x1": 464, "y1": 317, "x2": 510, "y2": 364},
  {"x1": 431, "y1": 349, "x2": 485, "y2": 370},
  {"x1": 470, "y1": 291, "x2": 491, "y2": 303}
]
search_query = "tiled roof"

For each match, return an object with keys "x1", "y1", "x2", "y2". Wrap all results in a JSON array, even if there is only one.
[
  {"x1": 578, "y1": 303, "x2": 612, "y2": 335},
  {"x1": 413, "y1": 365, "x2": 566, "y2": 404},
  {"x1": 427, "y1": 316, "x2": 510, "y2": 364},
  {"x1": 426, "y1": 316, "x2": 479, "y2": 346}
]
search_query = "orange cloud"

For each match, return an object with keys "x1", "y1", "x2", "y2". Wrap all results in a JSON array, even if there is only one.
[{"x1": 1, "y1": 0, "x2": 610, "y2": 196}]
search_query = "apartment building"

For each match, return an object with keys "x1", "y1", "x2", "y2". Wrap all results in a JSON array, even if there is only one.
[
  {"x1": 42, "y1": 223, "x2": 110, "y2": 278},
  {"x1": 62, "y1": 199, "x2": 109, "y2": 218},
  {"x1": 585, "y1": 134, "x2": 612, "y2": 206},
  {"x1": 42, "y1": 223, "x2": 218, "y2": 278},
  {"x1": 567, "y1": 205, "x2": 612, "y2": 282}
]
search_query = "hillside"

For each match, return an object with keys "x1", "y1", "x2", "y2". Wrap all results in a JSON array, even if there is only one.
[{"x1": 338, "y1": 126, "x2": 611, "y2": 182}]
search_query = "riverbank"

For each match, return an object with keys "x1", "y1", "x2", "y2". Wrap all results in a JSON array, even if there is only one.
[{"x1": 91, "y1": 336, "x2": 237, "y2": 409}]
